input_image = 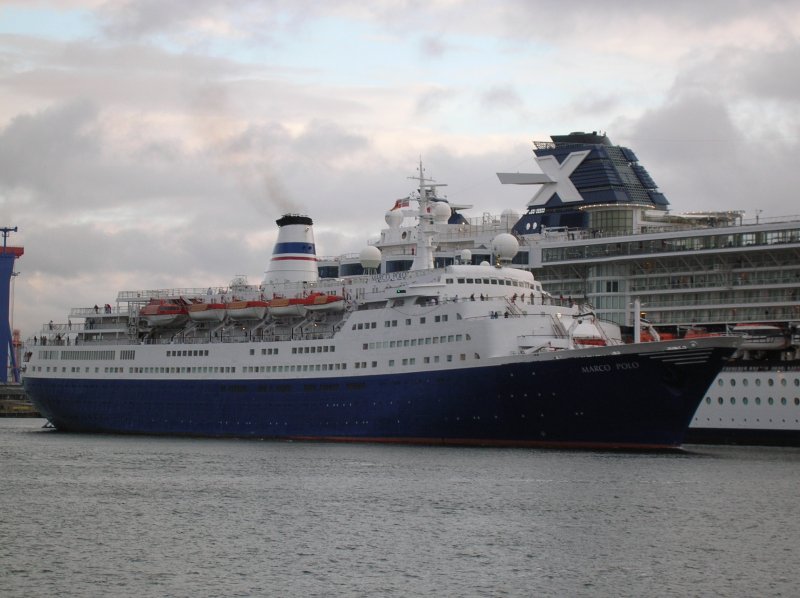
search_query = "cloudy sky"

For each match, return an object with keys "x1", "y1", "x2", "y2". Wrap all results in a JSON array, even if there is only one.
[{"x1": 2, "y1": 0, "x2": 799, "y2": 337}]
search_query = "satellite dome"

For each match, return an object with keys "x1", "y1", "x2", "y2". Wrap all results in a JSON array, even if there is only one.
[
  {"x1": 480, "y1": 260, "x2": 490, "y2": 267},
  {"x1": 359, "y1": 246, "x2": 382, "y2": 269},
  {"x1": 385, "y1": 210, "x2": 403, "y2": 228},
  {"x1": 491, "y1": 233, "x2": 519, "y2": 261},
  {"x1": 460, "y1": 249, "x2": 472, "y2": 264},
  {"x1": 432, "y1": 201, "x2": 451, "y2": 223}
]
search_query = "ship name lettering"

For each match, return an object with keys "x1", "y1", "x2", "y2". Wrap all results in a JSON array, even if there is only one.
[
  {"x1": 375, "y1": 271, "x2": 408, "y2": 282},
  {"x1": 615, "y1": 361, "x2": 640, "y2": 370},
  {"x1": 581, "y1": 364, "x2": 611, "y2": 374}
]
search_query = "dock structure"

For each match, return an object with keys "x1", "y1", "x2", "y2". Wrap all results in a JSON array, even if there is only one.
[{"x1": 0, "y1": 227, "x2": 23, "y2": 383}]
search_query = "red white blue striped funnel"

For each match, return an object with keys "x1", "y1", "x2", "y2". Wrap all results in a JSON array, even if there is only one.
[{"x1": 264, "y1": 214, "x2": 318, "y2": 284}]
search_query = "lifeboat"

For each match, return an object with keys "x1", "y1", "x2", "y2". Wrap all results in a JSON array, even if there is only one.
[
  {"x1": 140, "y1": 300, "x2": 187, "y2": 327},
  {"x1": 226, "y1": 300, "x2": 269, "y2": 320},
  {"x1": 269, "y1": 297, "x2": 307, "y2": 318},
  {"x1": 731, "y1": 324, "x2": 788, "y2": 351},
  {"x1": 574, "y1": 338, "x2": 607, "y2": 347},
  {"x1": 304, "y1": 293, "x2": 345, "y2": 313},
  {"x1": 188, "y1": 303, "x2": 227, "y2": 322},
  {"x1": 571, "y1": 320, "x2": 607, "y2": 347}
]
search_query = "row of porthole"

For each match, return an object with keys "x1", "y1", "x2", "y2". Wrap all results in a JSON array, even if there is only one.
[
  {"x1": 706, "y1": 396, "x2": 800, "y2": 406},
  {"x1": 718, "y1": 378, "x2": 800, "y2": 387}
]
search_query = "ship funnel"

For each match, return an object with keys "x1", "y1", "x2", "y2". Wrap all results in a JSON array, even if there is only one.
[{"x1": 264, "y1": 214, "x2": 319, "y2": 285}]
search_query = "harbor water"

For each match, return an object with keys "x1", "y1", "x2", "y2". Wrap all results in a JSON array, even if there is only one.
[{"x1": 2, "y1": 418, "x2": 798, "y2": 597}]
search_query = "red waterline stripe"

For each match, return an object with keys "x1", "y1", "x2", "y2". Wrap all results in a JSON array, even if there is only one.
[
  {"x1": 270, "y1": 256, "x2": 319, "y2": 261},
  {"x1": 286, "y1": 435, "x2": 682, "y2": 450}
]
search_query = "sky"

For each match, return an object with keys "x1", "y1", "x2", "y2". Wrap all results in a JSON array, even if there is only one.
[{"x1": 1, "y1": 0, "x2": 799, "y2": 337}]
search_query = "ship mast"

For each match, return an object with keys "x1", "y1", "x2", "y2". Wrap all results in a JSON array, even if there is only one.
[{"x1": 410, "y1": 159, "x2": 447, "y2": 271}]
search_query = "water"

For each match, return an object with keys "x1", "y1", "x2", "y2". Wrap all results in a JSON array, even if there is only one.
[{"x1": 1, "y1": 419, "x2": 798, "y2": 597}]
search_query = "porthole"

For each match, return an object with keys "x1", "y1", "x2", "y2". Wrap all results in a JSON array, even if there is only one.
[
  {"x1": 781, "y1": 398, "x2": 787, "y2": 405},
  {"x1": 742, "y1": 379, "x2": 749, "y2": 387},
  {"x1": 795, "y1": 379, "x2": 800, "y2": 387},
  {"x1": 768, "y1": 397, "x2": 774, "y2": 405},
  {"x1": 730, "y1": 379, "x2": 736, "y2": 387},
  {"x1": 743, "y1": 397, "x2": 748, "y2": 405},
  {"x1": 781, "y1": 379, "x2": 787, "y2": 387},
  {"x1": 755, "y1": 379, "x2": 762, "y2": 386},
  {"x1": 755, "y1": 397, "x2": 761, "y2": 405},
  {"x1": 730, "y1": 397, "x2": 736, "y2": 405},
  {"x1": 794, "y1": 398, "x2": 799, "y2": 406},
  {"x1": 705, "y1": 397, "x2": 711, "y2": 404},
  {"x1": 717, "y1": 379, "x2": 724, "y2": 386},
  {"x1": 768, "y1": 379, "x2": 774, "y2": 387},
  {"x1": 717, "y1": 397, "x2": 723, "y2": 405}
]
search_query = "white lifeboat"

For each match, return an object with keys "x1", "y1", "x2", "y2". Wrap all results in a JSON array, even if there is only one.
[
  {"x1": 140, "y1": 300, "x2": 187, "y2": 327},
  {"x1": 226, "y1": 300, "x2": 269, "y2": 321},
  {"x1": 731, "y1": 324, "x2": 788, "y2": 351},
  {"x1": 269, "y1": 297, "x2": 307, "y2": 318},
  {"x1": 188, "y1": 303, "x2": 227, "y2": 322},
  {"x1": 304, "y1": 293, "x2": 345, "y2": 313}
]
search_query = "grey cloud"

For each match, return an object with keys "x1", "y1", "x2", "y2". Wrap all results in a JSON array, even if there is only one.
[
  {"x1": 0, "y1": 99, "x2": 99, "y2": 197},
  {"x1": 414, "y1": 87, "x2": 458, "y2": 116},
  {"x1": 479, "y1": 86, "x2": 524, "y2": 111},
  {"x1": 419, "y1": 35, "x2": 448, "y2": 59},
  {"x1": 620, "y1": 91, "x2": 799, "y2": 217}
]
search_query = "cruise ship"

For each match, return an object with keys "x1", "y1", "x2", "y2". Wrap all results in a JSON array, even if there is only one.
[
  {"x1": 319, "y1": 132, "x2": 800, "y2": 445},
  {"x1": 21, "y1": 170, "x2": 739, "y2": 449}
]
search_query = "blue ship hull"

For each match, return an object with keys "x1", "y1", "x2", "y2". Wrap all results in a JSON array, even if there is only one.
[{"x1": 24, "y1": 346, "x2": 734, "y2": 449}]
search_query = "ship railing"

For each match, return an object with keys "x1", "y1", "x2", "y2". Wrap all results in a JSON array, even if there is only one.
[
  {"x1": 116, "y1": 287, "x2": 232, "y2": 302},
  {"x1": 70, "y1": 306, "x2": 132, "y2": 318}
]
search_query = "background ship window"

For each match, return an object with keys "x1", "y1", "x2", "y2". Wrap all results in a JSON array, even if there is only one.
[
  {"x1": 458, "y1": 278, "x2": 465, "y2": 283},
  {"x1": 420, "y1": 317, "x2": 426, "y2": 324},
  {"x1": 466, "y1": 278, "x2": 474, "y2": 283}
]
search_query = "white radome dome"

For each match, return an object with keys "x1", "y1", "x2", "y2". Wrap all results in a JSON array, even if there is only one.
[
  {"x1": 359, "y1": 246, "x2": 382, "y2": 269},
  {"x1": 432, "y1": 201, "x2": 451, "y2": 223},
  {"x1": 385, "y1": 210, "x2": 403, "y2": 228},
  {"x1": 492, "y1": 233, "x2": 519, "y2": 261},
  {"x1": 460, "y1": 249, "x2": 472, "y2": 264},
  {"x1": 480, "y1": 260, "x2": 491, "y2": 267}
]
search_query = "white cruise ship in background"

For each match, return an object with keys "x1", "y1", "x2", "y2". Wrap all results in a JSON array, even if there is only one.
[{"x1": 319, "y1": 133, "x2": 800, "y2": 445}]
